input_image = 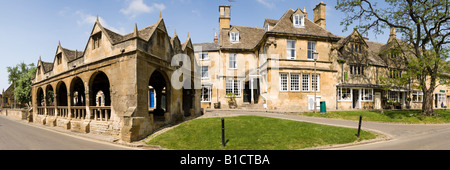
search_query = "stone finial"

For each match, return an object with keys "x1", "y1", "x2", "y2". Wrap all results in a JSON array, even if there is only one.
[
  {"x1": 134, "y1": 23, "x2": 139, "y2": 37},
  {"x1": 174, "y1": 28, "x2": 177, "y2": 36},
  {"x1": 96, "y1": 15, "x2": 99, "y2": 23},
  {"x1": 187, "y1": 32, "x2": 190, "y2": 40},
  {"x1": 159, "y1": 11, "x2": 162, "y2": 19}
]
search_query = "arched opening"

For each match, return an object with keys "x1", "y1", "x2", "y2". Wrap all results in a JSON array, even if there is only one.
[
  {"x1": 95, "y1": 90, "x2": 105, "y2": 106},
  {"x1": 70, "y1": 77, "x2": 86, "y2": 119},
  {"x1": 36, "y1": 87, "x2": 44, "y2": 106},
  {"x1": 45, "y1": 85, "x2": 55, "y2": 116},
  {"x1": 89, "y1": 72, "x2": 110, "y2": 106},
  {"x1": 70, "y1": 77, "x2": 85, "y2": 106},
  {"x1": 56, "y1": 81, "x2": 68, "y2": 117},
  {"x1": 149, "y1": 70, "x2": 169, "y2": 118},
  {"x1": 36, "y1": 87, "x2": 45, "y2": 115},
  {"x1": 89, "y1": 71, "x2": 111, "y2": 121},
  {"x1": 56, "y1": 82, "x2": 68, "y2": 106}
]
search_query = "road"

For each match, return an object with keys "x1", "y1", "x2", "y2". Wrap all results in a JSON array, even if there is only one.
[
  {"x1": 0, "y1": 116, "x2": 135, "y2": 150},
  {"x1": 209, "y1": 110, "x2": 450, "y2": 150}
]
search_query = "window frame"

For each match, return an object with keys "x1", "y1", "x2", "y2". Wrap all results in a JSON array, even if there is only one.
[
  {"x1": 307, "y1": 41, "x2": 317, "y2": 60},
  {"x1": 280, "y1": 73, "x2": 289, "y2": 92},
  {"x1": 361, "y1": 88, "x2": 373, "y2": 101},
  {"x1": 290, "y1": 74, "x2": 300, "y2": 92},
  {"x1": 338, "y1": 87, "x2": 352, "y2": 101},
  {"x1": 228, "y1": 53, "x2": 237, "y2": 69},
  {"x1": 230, "y1": 32, "x2": 239, "y2": 43},
  {"x1": 201, "y1": 85, "x2": 212, "y2": 103},
  {"x1": 302, "y1": 74, "x2": 310, "y2": 91},
  {"x1": 201, "y1": 66, "x2": 209, "y2": 79},
  {"x1": 226, "y1": 79, "x2": 241, "y2": 97},
  {"x1": 286, "y1": 40, "x2": 296, "y2": 60}
]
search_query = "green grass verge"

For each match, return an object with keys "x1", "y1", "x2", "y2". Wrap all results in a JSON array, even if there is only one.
[
  {"x1": 299, "y1": 109, "x2": 450, "y2": 124},
  {"x1": 146, "y1": 116, "x2": 376, "y2": 150}
]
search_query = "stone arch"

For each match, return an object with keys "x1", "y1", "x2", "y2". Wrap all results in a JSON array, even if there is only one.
[
  {"x1": 148, "y1": 69, "x2": 171, "y2": 117},
  {"x1": 88, "y1": 71, "x2": 111, "y2": 107},
  {"x1": 70, "y1": 76, "x2": 86, "y2": 106},
  {"x1": 45, "y1": 84, "x2": 54, "y2": 106},
  {"x1": 36, "y1": 87, "x2": 44, "y2": 106},
  {"x1": 56, "y1": 81, "x2": 68, "y2": 106}
]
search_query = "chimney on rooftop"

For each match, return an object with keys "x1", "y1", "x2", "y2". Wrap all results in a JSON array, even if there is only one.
[
  {"x1": 219, "y1": 5, "x2": 231, "y2": 30},
  {"x1": 313, "y1": 1, "x2": 326, "y2": 29},
  {"x1": 214, "y1": 32, "x2": 218, "y2": 43}
]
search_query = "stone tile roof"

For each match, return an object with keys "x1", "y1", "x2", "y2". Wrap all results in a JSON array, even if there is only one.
[
  {"x1": 61, "y1": 47, "x2": 84, "y2": 62},
  {"x1": 219, "y1": 25, "x2": 266, "y2": 50},
  {"x1": 42, "y1": 62, "x2": 54, "y2": 73},
  {"x1": 365, "y1": 41, "x2": 387, "y2": 67},
  {"x1": 193, "y1": 42, "x2": 219, "y2": 52},
  {"x1": 103, "y1": 24, "x2": 157, "y2": 44},
  {"x1": 268, "y1": 9, "x2": 340, "y2": 40}
]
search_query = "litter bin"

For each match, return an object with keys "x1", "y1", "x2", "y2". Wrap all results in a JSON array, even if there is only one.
[{"x1": 320, "y1": 101, "x2": 326, "y2": 113}]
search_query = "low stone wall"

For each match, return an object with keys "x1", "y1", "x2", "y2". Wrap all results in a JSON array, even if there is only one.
[{"x1": 1, "y1": 108, "x2": 29, "y2": 120}]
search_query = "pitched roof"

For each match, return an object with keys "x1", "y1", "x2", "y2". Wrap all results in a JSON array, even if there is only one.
[
  {"x1": 193, "y1": 42, "x2": 219, "y2": 52},
  {"x1": 365, "y1": 41, "x2": 387, "y2": 66},
  {"x1": 268, "y1": 9, "x2": 340, "y2": 40},
  {"x1": 103, "y1": 24, "x2": 157, "y2": 44},
  {"x1": 42, "y1": 62, "x2": 54, "y2": 73},
  {"x1": 61, "y1": 47, "x2": 84, "y2": 62},
  {"x1": 219, "y1": 25, "x2": 266, "y2": 50}
]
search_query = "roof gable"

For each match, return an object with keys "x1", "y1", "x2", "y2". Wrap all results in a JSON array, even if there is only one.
[{"x1": 269, "y1": 9, "x2": 339, "y2": 39}]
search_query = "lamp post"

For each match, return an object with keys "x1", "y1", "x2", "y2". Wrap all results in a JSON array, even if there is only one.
[{"x1": 313, "y1": 51, "x2": 318, "y2": 114}]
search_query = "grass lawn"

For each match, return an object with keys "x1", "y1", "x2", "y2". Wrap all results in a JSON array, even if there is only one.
[
  {"x1": 299, "y1": 109, "x2": 450, "y2": 124},
  {"x1": 146, "y1": 116, "x2": 376, "y2": 150}
]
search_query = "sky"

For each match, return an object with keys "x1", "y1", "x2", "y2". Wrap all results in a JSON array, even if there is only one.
[{"x1": 0, "y1": 0, "x2": 392, "y2": 92}]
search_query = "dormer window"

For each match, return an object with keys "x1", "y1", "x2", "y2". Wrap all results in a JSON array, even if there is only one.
[
  {"x1": 265, "y1": 24, "x2": 270, "y2": 31},
  {"x1": 56, "y1": 53, "x2": 62, "y2": 65},
  {"x1": 230, "y1": 32, "x2": 239, "y2": 43},
  {"x1": 92, "y1": 33, "x2": 101, "y2": 49},
  {"x1": 293, "y1": 14, "x2": 304, "y2": 28}
]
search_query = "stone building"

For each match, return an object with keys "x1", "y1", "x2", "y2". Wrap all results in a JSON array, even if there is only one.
[
  {"x1": 195, "y1": 2, "x2": 341, "y2": 111},
  {"x1": 32, "y1": 15, "x2": 202, "y2": 142},
  {"x1": 1, "y1": 84, "x2": 16, "y2": 109},
  {"x1": 195, "y1": 2, "x2": 450, "y2": 112}
]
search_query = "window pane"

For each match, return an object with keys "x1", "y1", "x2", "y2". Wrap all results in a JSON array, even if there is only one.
[
  {"x1": 280, "y1": 74, "x2": 288, "y2": 91},
  {"x1": 290, "y1": 74, "x2": 300, "y2": 91},
  {"x1": 302, "y1": 74, "x2": 309, "y2": 91}
]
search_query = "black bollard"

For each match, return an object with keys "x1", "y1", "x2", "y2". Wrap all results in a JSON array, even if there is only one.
[
  {"x1": 357, "y1": 115, "x2": 362, "y2": 138},
  {"x1": 222, "y1": 118, "x2": 225, "y2": 147}
]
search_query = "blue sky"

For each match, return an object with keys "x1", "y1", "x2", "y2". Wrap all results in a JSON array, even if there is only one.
[{"x1": 0, "y1": 0, "x2": 392, "y2": 91}]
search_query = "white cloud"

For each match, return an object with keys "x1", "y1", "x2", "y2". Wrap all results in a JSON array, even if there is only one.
[
  {"x1": 256, "y1": 0, "x2": 275, "y2": 9},
  {"x1": 120, "y1": 0, "x2": 166, "y2": 18},
  {"x1": 75, "y1": 11, "x2": 126, "y2": 34}
]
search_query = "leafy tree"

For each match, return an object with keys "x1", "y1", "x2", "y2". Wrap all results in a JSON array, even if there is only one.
[
  {"x1": 6, "y1": 62, "x2": 36, "y2": 107},
  {"x1": 336, "y1": 0, "x2": 450, "y2": 116}
]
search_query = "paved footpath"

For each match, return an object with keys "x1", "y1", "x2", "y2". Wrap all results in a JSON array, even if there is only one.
[{"x1": 205, "y1": 110, "x2": 450, "y2": 150}]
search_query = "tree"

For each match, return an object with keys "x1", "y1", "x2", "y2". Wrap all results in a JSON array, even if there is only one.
[
  {"x1": 6, "y1": 62, "x2": 36, "y2": 107},
  {"x1": 336, "y1": 0, "x2": 450, "y2": 116}
]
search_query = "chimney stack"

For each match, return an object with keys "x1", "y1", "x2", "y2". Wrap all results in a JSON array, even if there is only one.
[
  {"x1": 219, "y1": 5, "x2": 231, "y2": 30},
  {"x1": 214, "y1": 32, "x2": 218, "y2": 43},
  {"x1": 388, "y1": 27, "x2": 397, "y2": 42},
  {"x1": 313, "y1": 1, "x2": 326, "y2": 29},
  {"x1": 303, "y1": 6, "x2": 308, "y2": 18}
]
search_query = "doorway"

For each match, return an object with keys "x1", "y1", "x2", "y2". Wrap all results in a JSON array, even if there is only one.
[{"x1": 352, "y1": 89, "x2": 360, "y2": 109}]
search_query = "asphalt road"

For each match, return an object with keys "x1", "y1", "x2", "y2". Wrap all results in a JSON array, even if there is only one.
[{"x1": 0, "y1": 116, "x2": 135, "y2": 150}]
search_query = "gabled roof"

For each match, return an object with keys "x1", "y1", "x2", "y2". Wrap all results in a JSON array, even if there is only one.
[{"x1": 268, "y1": 9, "x2": 340, "y2": 40}]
